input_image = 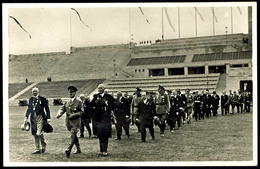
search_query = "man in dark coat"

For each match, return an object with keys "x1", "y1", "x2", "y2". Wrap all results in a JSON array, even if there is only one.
[
  {"x1": 237, "y1": 91, "x2": 244, "y2": 113},
  {"x1": 114, "y1": 91, "x2": 130, "y2": 140},
  {"x1": 168, "y1": 90, "x2": 180, "y2": 132},
  {"x1": 138, "y1": 91, "x2": 155, "y2": 142},
  {"x1": 211, "y1": 91, "x2": 220, "y2": 116},
  {"x1": 91, "y1": 84, "x2": 115, "y2": 157},
  {"x1": 193, "y1": 90, "x2": 202, "y2": 121},
  {"x1": 56, "y1": 86, "x2": 83, "y2": 157},
  {"x1": 203, "y1": 89, "x2": 212, "y2": 118},
  {"x1": 79, "y1": 94, "x2": 92, "y2": 138},
  {"x1": 221, "y1": 90, "x2": 229, "y2": 115},
  {"x1": 24, "y1": 87, "x2": 51, "y2": 154},
  {"x1": 244, "y1": 91, "x2": 252, "y2": 113}
]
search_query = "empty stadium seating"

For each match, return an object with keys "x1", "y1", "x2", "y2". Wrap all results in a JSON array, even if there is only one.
[
  {"x1": 16, "y1": 79, "x2": 105, "y2": 99},
  {"x1": 105, "y1": 73, "x2": 220, "y2": 94},
  {"x1": 8, "y1": 82, "x2": 33, "y2": 99},
  {"x1": 192, "y1": 51, "x2": 252, "y2": 62}
]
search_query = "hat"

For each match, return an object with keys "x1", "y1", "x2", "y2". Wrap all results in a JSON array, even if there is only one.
[
  {"x1": 68, "y1": 86, "x2": 77, "y2": 92},
  {"x1": 158, "y1": 85, "x2": 165, "y2": 91},
  {"x1": 21, "y1": 121, "x2": 30, "y2": 131},
  {"x1": 136, "y1": 87, "x2": 142, "y2": 92},
  {"x1": 32, "y1": 87, "x2": 39, "y2": 92}
]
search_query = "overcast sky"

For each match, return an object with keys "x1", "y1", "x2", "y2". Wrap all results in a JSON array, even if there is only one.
[{"x1": 4, "y1": 3, "x2": 250, "y2": 55}]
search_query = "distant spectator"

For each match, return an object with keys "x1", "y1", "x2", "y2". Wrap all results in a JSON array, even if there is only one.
[{"x1": 25, "y1": 78, "x2": 28, "y2": 83}]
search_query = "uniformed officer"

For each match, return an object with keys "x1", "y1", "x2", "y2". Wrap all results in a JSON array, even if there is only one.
[
  {"x1": 24, "y1": 87, "x2": 51, "y2": 154},
  {"x1": 211, "y1": 91, "x2": 220, "y2": 116},
  {"x1": 237, "y1": 91, "x2": 244, "y2": 113},
  {"x1": 200, "y1": 90, "x2": 206, "y2": 119},
  {"x1": 220, "y1": 90, "x2": 229, "y2": 115},
  {"x1": 244, "y1": 92, "x2": 252, "y2": 113},
  {"x1": 203, "y1": 89, "x2": 212, "y2": 118},
  {"x1": 231, "y1": 91, "x2": 239, "y2": 114},
  {"x1": 185, "y1": 88, "x2": 193, "y2": 124},
  {"x1": 130, "y1": 87, "x2": 143, "y2": 134},
  {"x1": 138, "y1": 91, "x2": 155, "y2": 142},
  {"x1": 154, "y1": 85, "x2": 170, "y2": 137},
  {"x1": 168, "y1": 90, "x2": 180, "y2": 132},
  {"x1": 56, "y1": 86, "x2": 83, "y2": 158},
  {"x1": 91, "y1": 84, "x2": 115, "y2": 157},
  {"x1": 114, "y1": 91, "x2": 130, "y2": 140},
  {"x1": 193, "y1": 90, "x2": 202, "y2": 121}
]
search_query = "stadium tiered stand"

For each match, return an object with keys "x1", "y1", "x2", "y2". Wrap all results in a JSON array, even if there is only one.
[
  {"x1": 192, "y1": 51, "x2": 252, "y2": 62},
  {"x1": 105, "y1": 73, "x2": 220, "y2": 94},
  {"x1": 127, "y1": 55, "x2": 186, "y2": 66},
  {"x1": 16, "y1": 79, "x2": 105, "y2": 99},
  {"x1": 8, "y1": 82, "x2": 33, "y2": 99}
]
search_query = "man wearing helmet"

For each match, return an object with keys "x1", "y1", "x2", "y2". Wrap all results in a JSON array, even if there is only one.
[{"x1": 24, "y1": 87, "x2": 51, "y2": 154}]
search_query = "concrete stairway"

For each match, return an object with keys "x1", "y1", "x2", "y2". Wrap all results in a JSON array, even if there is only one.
[{"x1": 216, "y1": 74, "x2": 227, "y2": 94}]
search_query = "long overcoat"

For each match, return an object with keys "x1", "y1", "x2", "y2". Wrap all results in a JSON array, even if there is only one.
[
  {"x1": 137, "y1": 99, "x2": 155, "y2": 128},
  {"x1": 91, "y1": 93, "x2": 115, "y2": 137}
]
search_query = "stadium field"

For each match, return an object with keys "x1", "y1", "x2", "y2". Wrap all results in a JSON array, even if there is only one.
[{"x1": 8, "y1": 105, "x2": 253, "y2": 163}]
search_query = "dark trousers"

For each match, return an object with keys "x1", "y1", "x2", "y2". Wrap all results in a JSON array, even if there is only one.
[
  {"x1": 98, "y1": 136, "x2": 109, "y2": 153},
  {"x1": 168, "y1": 115, "x2": 175, "y2": 130},
  {"x1": 115, "y1": 120, "x2": 130, "y2": 139},
  {"x1": 205, "y1": 107, "x2": 211, "y2": 118},
  {"x1": 221, "y1": 105, "x2": 229, "y2": 115},
  {"x1": 194, "y1": 108, "x2": 201, "y2": 121},
  {"x1": 231, "y1": 104, "x2": 239, "y2": 113},
  {"x1": 245, "y1": 102, "x2": 251, "y2": 112},
  {"x1": 201, "y1": 108, "x2": 205, "y2": 119},
  {"x1": 80, "y1": 119, "x2": 92, "y2": 136},
  {"x1": 212, "y1": 106, "x2": 218, "y2": 116},
  {"x1": 132, "y1": 114, "x2": 141, "y2": 133},
  {"x1": 140, "y1": 125, "x2": 154, "y2": 142},
  {"x1": 67, "y1": 133, "x2": 80, "y2": 151}
]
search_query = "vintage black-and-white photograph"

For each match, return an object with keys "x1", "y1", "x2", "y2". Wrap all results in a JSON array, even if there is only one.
[{"x1": 3, "y1": 2, "x2": 257, "y2": 166}]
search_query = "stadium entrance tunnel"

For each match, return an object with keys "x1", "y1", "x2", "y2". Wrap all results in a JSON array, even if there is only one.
[
  {"x1": 209, "y1": 65, "x2": 226, "y2": 74},
  {"x1": 240, "y1": 80, "x2": 252, "y2": 93},
  {"x1": 188, "y1": 66, "x2": 205, "y2": 74},
  {"x1": 149, "y1": 68, "x2": 165, "y2": 76}
]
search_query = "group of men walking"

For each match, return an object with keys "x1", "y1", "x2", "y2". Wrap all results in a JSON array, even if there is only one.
[{"x1": 23, "y1": 84, "x2": 252, "y2": 158}]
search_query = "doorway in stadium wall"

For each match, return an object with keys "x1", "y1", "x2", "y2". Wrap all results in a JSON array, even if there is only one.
[
  {"x1": 240, "y1": 80, "x2": 252, "y2": 93},
  {"x1": 149, "y1": 68, "x2": 165, "y2": 77},
  {"x1": 209, "y1": 65, "x2": 226, "y2": 74}
]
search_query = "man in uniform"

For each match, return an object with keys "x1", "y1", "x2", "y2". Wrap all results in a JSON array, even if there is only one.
[
  {"x1": 228, "y1": 90, "x2": 233, "y2": 114},
  {"x1": 24, "y1": 87, "x2": 51, "y2": 154},
  {"x1": 91, "y1": 84, "x2": 115, "y2": 157},
  {"x1": 79, "y1": 94, "x2": 92, "y2": 138},
  {"x1": 203, "y1": 89, "x2": 212, "y2": 118},
  {"x1": 211, "y1": 91, "x2": 220, "y2": 116},
  {"x1": 114, "y1": 91, "x2": 130, "y2": 140},
  {"x1": 56, "y1": 86, "x2": 83, "y2": 158},
  {"x1": 138, "y1": 91, "x2": 155, "y2": 142},
  {"x1": 130, "y1": 87, "x2": 143, "y2": 134},
  {"x1": 193, "y1": 90, "x2": 202, "y2": 121},
  {"x1": 237, "y1": 91, "x2": 244, "y2": 113},
  {"x1": 244, "y1": 91, "x2": 252, "y2": 113},
  {"x1": 154, "y1": 85, "x2": 170, "y2": 137},
  {"x1": 221, "y1": 90, "x2": 229, "y2": 116},
  {"x1": 185, "y1": 88, "x2": 193, "y2": 124},
  {"x1": 231, "y1": 91, "x2": 239, "y2": 114}
]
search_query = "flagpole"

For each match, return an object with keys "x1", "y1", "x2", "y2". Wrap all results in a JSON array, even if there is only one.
[
  {"x1": 162, "y1": 7, "x2": 164, "y2": 40},
  {"x1": 231, "y1": 7, "x2": 233, "y2": 34},
  {"x1": 70, "y1": 8, "x2": 72, "y2": 54},
  {"x1": 195, "y1": 7, "x2": 197, "y2": 37},
  {"x1": 129, "y1": 8, "x2": 131, "y2": 43},
  {"x1": 212, "y1": 7, "x2": 215, "y2": 35},
  {"x1": 178, "y1": 7, "x2": 180, "y2": 39}
]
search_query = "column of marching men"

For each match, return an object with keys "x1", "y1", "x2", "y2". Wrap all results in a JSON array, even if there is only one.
[{"x1": 23, "y1": 84, "x2": 253, "y2": 157}]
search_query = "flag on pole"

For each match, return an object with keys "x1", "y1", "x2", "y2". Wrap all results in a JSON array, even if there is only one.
[
  {"x1": 71, "y1": 8, "x2": 92, "y2": 31},
  {"x1": 9, "y1": 16, "x2": 31, "y2": 39},
  {"x1": 164, "y1": 7, "x2": 175, "y2": 32},
  {"x1": 138, "y1": 7, "x2": 150, "y2": 24},
  {"x1": 237, "y1": 7, "x2": 242, "y2": 14},
  {"x1": 211, "y1": 7, "x2": 218, "y2": 23},
  {"x1": 195, "y1": 7, "x2": 204, "y2": 21}
]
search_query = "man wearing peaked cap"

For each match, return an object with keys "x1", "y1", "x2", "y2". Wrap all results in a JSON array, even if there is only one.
[
  {"x1": 154, "y1": 85, "x2": 170, "y2": 137},
  {"x1": 56, "y1": 85, "x2": 83, "y2": 157},
  {"x1": 130, "y1": 87, "x2": 143, "y2": 135},
  {"x1": 68, "y1": 86, "x2": 78, "y2": 92}
]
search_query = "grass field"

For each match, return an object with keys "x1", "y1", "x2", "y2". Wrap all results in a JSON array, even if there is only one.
[{"x1": 7, "y1": 105, "x2": 253, "y2": 164}]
